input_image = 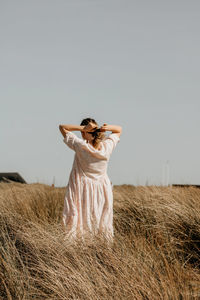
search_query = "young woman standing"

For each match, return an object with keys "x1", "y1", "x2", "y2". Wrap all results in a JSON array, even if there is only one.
[{"x1": 59, "y1": 118, "x2": 122, "y2": 243}]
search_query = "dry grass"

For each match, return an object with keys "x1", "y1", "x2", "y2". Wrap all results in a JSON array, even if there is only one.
[{"x1": 0, "y1": 182, "x2": 200, "y2": 299}]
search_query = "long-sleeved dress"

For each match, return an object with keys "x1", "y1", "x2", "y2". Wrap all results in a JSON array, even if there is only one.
[{"x1": 62, "y1": 131, "x2": 120, "y2": 243}]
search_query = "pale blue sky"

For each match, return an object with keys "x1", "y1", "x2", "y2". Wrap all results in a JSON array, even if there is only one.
[{"x1": 1, "y1": 0, "x2": 200, "y2": 186}]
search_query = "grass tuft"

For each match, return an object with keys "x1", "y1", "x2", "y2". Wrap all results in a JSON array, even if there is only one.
[{"x1": 0, "y1": 182, "x2": 200, "y2": 299}]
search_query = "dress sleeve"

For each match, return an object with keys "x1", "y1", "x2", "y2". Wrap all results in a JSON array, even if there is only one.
[
  {"x1": 63, "y1": 131, "x2": 84, "y2": 151},
  {"x1": 103, "y1": 133, "x2": 120, "y2": 157}
]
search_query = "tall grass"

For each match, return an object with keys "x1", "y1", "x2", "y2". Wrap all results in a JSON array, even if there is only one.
[{"x1": 0, "y1": 182, "x2": 200, "y2": 299}]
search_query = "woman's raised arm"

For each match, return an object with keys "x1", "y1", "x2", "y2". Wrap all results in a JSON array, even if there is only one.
[
  {"x1": 100, "y1": 124, "x2": 122, "y2": 137},
  {"x1": 59, "y1": 124, "x2": 84, "y2": 138}
]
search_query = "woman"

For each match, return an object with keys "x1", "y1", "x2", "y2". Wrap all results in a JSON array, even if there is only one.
[{"x1": 59, "y1": 118, "x2": 122, "y2": 243}]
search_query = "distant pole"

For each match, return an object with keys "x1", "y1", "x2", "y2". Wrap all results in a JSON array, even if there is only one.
[
  {"x1": 166, "y1": 160, "x2": 170, "y2": 186},
  {"x1": 162, "y1": 163, "x2": 165, "y2": 186},
  {"x1": 162, "y1": 160, "x2": 170, "y2": 186}
]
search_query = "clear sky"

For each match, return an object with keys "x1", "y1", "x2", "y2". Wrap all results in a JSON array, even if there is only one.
[{"x1": 1, "y1": 0, "x2": 200, "y2": 186}]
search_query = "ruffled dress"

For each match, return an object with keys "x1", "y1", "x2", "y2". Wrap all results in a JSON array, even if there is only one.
[{"x1": 62, "y1": 131, "x2": 120, "y2": 243}]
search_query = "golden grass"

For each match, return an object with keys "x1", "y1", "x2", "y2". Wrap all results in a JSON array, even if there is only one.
[{"x1": 0, "y1": 182, "x2": 200, "y2": 299}]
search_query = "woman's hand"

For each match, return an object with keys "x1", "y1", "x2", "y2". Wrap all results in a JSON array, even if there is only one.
[
  {"x1": 100, "y1": 123, "x2": 122, "y2": 137},
  {"x1": 82, "y1": 122, "x2": 98, "y2": 133},
  {"x1": 100, "y1": 123, "x2": 109, "y2": 132}
]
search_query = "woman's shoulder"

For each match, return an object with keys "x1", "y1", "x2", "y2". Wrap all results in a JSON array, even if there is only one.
[
  {"x1": 63, "y1": 131, "x2": 87, "y2": 151},
  {"x1": 101, "y1": 133, "x2": 120, "y2": 156},
  {"x1": 103, "y1": 133, "x2": 120, "y2": 143}
]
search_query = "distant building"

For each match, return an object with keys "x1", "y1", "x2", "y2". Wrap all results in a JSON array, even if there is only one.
[
  {"x1": 0, "y1": 173, "x2": 26, "y2": 184},
  {"x1": 172, "y1": 184, "x2": 200, "y2": 189}
]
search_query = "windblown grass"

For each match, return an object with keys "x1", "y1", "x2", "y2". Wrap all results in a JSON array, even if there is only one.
[{"x1": 0, "y1": 182, "x2": 200, "y2": 299}]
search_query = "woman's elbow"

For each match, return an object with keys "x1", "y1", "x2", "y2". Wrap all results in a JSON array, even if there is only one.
[{"x1": 59, "y1": 125, "x2": 65, "y2": 134}]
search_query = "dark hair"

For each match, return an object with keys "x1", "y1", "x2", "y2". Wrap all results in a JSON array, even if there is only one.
[
  {"x1": 80, "y1": 117, "x2": 105, "y2": 149},
  {"x1": 80, "y1": 118, "x2": 97, "y2": 127}
]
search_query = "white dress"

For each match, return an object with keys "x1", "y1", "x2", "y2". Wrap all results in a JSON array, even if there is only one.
[{"x1": 62, "y1": 131, "x2": 120, "y2": 243}]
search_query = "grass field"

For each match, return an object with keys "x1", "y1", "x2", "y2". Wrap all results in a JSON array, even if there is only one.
[{"x1": 0, "y1": 182, "x2": 200, "y2": 299}]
